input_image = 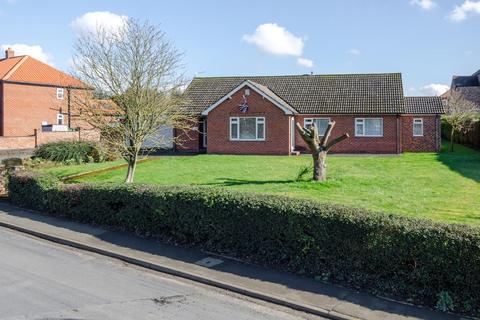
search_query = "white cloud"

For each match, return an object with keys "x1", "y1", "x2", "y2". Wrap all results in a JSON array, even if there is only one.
[
  {"x1": 297, "y1": 58, "x2": 313, "y2": 68},
  {"x1": 243, "y1": 23, "x2": 304, "y2": 56},
  {"x1": 70, "y1": 11, "x2": 128, "y2": 35},
  {"x1": 419, "y1": 83, "x2": 450, "y2": 96},
  {"x1": 410, "y1": 0, "x2": 437, "y2": 10},
  {"x1": 348, "y1": 48, "x2": 360, "y2": 55},
  {"x1": 449, "y1": 0, "x2": 480, "y2": 21},
  {"x1": 0, "y1": 44, "x2": 53, "y2": 64}
]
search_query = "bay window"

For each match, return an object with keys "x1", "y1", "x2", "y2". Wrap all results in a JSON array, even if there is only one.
[
  {"x1": 355, "y1": 118, "x2": 383, "y2": 137},
  {"x1": 304, "y1": 118, "x2": 330, "y2": 136},
  {"x1": 230, "y1": 117, "x2": 265, "y2": 141},
  {"x1": 413, "y1": 118, "x2": 423, "y2": 136}
]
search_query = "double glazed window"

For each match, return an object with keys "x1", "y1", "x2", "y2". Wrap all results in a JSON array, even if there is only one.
[
  {"x1": 355, "y1": 118, "x2": 383, "y2": 137},
  {"x1": 304, "y1": 118, "x2": 330, "y2": 136},
  {"x1": 56, "y1": 88, "x2": 64, "y2": 100},
  {"x1": 413, "y1": 118, "x2": 423, "y2": 136},
  {"x1": 230, "y1": 117, "x2": 265, "y2": 141}
]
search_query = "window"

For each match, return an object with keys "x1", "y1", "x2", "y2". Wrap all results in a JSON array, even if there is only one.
[
  {"x1": 413, "y1": 118, "x2": 423, "y2": 136},
  {"x1": 230, "y1": 117, "x2": 265, "y2": 141},
  {"x1": 355, "y1": 118, "x2": 383, "y2": 137},
  {"x1": 304, "y1": 118, "x2": 330, "y2": 136},
  {"x1": 56, "y1": 88, "x2": 64, "y2": 100},
  {"x1": 57, "y1": 114, "x2": 64, "y2": 125}
]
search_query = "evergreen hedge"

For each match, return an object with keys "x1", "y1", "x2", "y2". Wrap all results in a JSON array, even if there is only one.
[{"x1": 8, "y1": 171, "x2": 480, "y2": 315}]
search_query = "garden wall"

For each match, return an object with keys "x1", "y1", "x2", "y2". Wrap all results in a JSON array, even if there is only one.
[
  {"x1": 7, "y1": 171, "x2": 480, "y2": 316},
  {"x1": 0, "y1": 129, "x2": 100, "y2": 151}
]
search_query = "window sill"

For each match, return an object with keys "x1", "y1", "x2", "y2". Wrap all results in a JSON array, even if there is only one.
[
  {"x1": 354, "y1": 135, "x2": 383, "y2": 138},
  {"x1": 230, "y1": 139, "x2": 266, "y2": 142}
]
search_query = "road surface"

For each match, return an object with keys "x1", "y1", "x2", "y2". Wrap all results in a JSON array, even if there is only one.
[{"x1": 0, "y1": 227, "x2": 320, "y2": 320}]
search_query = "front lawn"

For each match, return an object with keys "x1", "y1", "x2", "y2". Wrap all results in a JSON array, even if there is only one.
[{"x1": 40, "y1": 142, "x2": 480, "y2": 225}]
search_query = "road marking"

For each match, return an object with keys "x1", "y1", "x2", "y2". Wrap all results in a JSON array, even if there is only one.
[{"x1": 195, "y1": 257, "x2": 223, "y2": 268}]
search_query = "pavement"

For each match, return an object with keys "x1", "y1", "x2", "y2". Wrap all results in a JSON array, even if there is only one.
[
  {"x1": 0, "y1": 227, "x2": 316, "y2": 320},
  {"x1": 0, "y1": 202, "x2": 466, "y2": 320}
]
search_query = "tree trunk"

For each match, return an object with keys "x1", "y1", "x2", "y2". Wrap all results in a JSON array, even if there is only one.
[
  {"x1": 125, "y1": 155, "x2": 137, "y2": 183},
  {"x1": 312, "y1": 151, "x2": 327, "y2": 181},
  {"x1": 450, "y1": 128, "x2": 455, "y2": 152}
]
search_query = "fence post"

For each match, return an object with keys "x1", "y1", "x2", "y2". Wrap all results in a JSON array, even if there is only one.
[{"x1": 34, "y1": 129, "x2": 38, "y2": 147}]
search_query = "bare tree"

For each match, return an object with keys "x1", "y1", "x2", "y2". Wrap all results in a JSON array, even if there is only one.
[
  {"x1": 443, "y1": 94, "x2": 479, "y2": 152},
  {"x1": 71, "y1": 19, "x2": 194, "y2": 183},
  {"x1": 296, "y1": 121, "x2": 349, "y2": 181}
]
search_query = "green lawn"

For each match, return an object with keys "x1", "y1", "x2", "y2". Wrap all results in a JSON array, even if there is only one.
[{"x1": 40, "y1": 142, "x2": 480, "y2": 225}]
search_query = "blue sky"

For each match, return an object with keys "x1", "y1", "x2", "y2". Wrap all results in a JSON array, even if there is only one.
[{"x1": 0, "y1": 0, "x2": 479, "y2": 96}]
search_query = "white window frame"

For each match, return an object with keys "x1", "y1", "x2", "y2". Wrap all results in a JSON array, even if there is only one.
[
  {"x1": 304, "y1": 118, "x2": 330, "y2": 136},
  {"x1": 355, "y1": 118, "x2": 383, "y2": 137},
  {"x1": 56, "y1": 88, "x2": 64, "y2": 100},
  {"x1": 230, "y1": 117, "x2": 265, "y2": 141},
  {"x1": 56, "y1": 113, "x2": 64, "y2": 125},
  {"x1": 413, "y1": 118, "x2": 423, "y2": 137}
]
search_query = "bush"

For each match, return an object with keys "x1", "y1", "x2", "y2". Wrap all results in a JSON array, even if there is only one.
[
  {"x1": 7, "y1": 171, "x2": 480, "y2": 316},
  {"x1": 35, "y1": 141, "x2": 105, "y2": 164}
]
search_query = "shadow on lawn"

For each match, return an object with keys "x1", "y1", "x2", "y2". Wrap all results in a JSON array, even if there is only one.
[
  {"x1": 436, "y1": 144, "x2": 480, "y2": 183},
  {"x1": 201, "y1": 178, "x2": 295, "y2": 187}
]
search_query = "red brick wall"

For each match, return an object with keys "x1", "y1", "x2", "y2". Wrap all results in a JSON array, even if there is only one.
[
  {"x1": 401, "y1": 115, "x2": 439, "y2": 152},
  {"x1": 294, "y1": 115, "x2": 400, "y2": 154},
  {"x1": 1, "y1": 83, "x2": 86, "y2": 136},
  {"x1": 0, "y1": 129, "x2": 100, "y2": 150},
  {"x1": 206, "y1": 86, "x2": 290, "y2": 155},
  {"x1": 0, "y1": 135, "x2": 36, "y2": 150}
]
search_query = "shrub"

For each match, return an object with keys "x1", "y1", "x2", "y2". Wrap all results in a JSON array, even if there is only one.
[
  {"x1": 34, "y1": 141, "x2": 105, "y2": 164},
  {"x1": 7, "y1": 172, "x2": 480, "y2": 316}
]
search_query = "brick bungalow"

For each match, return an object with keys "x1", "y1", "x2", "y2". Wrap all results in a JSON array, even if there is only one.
[
  {"x1": 176, "y1": 73, "x2": 444, "y2": 155},
  {"x1": 0, "y1": 48, "x2": 89, "y2": 138}
]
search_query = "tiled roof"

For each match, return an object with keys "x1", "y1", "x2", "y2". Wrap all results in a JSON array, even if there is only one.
[
  {"x1": 454, "y1": 86, "x2": 480, "y2": 109},
  {"x1": 404, "y1": 96, "x2": 445, "y2": 114},
  {"x1": 0, "y1": 56, "x2": 88, "y2": 88},
  {"x1": 183, "y1": 73, "x2": 406, "y2": 115}
]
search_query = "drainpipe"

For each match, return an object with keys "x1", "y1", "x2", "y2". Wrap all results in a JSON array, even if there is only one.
[
  {"x1": 67, "y1": 88, "x2": 71, "y2": 129},
  {"x1": 396, "y1": 114, "x2": 401, "y2": 154}
]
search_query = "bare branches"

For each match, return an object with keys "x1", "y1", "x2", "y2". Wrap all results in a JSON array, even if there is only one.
[
  {"x1": 295, "y1": 121, "x2": 349, "y2": 181},
  {"x1": 71, "y1": 19, "x2": 194, "y2": 182}
]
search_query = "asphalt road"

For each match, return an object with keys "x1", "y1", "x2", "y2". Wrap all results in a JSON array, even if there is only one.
[{"x1": 0, "y1": 227, "x2": 320, "y2": 320}]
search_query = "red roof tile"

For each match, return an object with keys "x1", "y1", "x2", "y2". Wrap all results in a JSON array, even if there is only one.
[{"x1": 0, "y1": 55, "x2": 89, "y2": 88}]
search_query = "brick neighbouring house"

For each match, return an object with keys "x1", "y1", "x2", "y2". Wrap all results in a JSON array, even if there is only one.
[
  {"x1": 175, "y1": 73, "x2": 444, "y2": 155},
  {"x1": 0, "y1": 48, "x2": 95, "y2": 150}
]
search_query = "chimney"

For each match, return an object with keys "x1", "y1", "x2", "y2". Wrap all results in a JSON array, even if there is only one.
[{"x1": 5, "y1": 47, "x2": 14, "y2": 59}]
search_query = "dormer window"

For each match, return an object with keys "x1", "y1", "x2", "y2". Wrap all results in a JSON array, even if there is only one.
[{"x1": 56, "y1": 88, "x2": 64, "y2": 100}]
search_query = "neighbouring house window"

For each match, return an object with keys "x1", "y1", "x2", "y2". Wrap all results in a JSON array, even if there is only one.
[
  {"x1": 57, "y1": 114, "x2": 64, "y2": 125},
  {"x1": 413, "y1": 118, "x2": 423, "y2": 136},
  {"x1": 304, "y1": 118, "x2": 330, "y2": 136},
  {"x1": 230, "y1": 117, "x2": 265, "y2": 140},
  {"x1": 355, "y1": 118, "x2": 383, "y2": 137},
  {"x1": 56, "y1": 88, "x2": 64, "y2": 100}
]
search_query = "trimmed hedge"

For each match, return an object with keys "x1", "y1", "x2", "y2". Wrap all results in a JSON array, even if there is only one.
[{"x1": 8, "y1": 171, "x2": 480, "y2": 315}]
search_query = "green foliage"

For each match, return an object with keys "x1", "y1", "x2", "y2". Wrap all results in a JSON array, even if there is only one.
[
  {"x1": 436, "y1": 291, "x2": 454, "y2": 312},
  {"x1": 34, "y1": 141, "x2": 105, "y2": 164},
  {"x1": 295, "y1": 164, "x2": 312, "y2": 181},
  {"x1": 7, "y1": 171, "x2": 480, "y2": 316}
]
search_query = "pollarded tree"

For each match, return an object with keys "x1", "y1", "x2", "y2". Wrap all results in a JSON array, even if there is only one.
[
  {"x1": 296, "y1": 121, "x2": 349, "y2": 181},
  {"x1": 71, "y1": 19, "x2": 194, "y2": 183}
]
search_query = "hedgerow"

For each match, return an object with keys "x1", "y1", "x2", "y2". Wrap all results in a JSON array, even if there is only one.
[{"x1": 7, "y1": 171, "x2": 480, "y2": 315}]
